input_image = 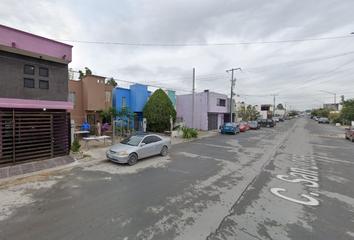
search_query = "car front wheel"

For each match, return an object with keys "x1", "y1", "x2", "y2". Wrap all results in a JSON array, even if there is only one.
[
  {"x1": 127, "y1": 153, "x2": 138, "y2": 166},
  {"x1": 160, "y1": 146, "x2": 168, "y2": 156}
]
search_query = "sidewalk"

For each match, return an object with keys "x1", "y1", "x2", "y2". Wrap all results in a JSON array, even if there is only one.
[{"x1": 0, "y1": 130, "x2": 220, "y2": 184}]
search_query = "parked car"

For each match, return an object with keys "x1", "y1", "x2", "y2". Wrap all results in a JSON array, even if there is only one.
[
  {"x1": 345, "y1": 126, "x2": 354, "y2": 142},
  {"x1": 220, "y1": 122, "x2": 240, "y2": 135},
  {"x1": 237, "y1": 122, "x2": 250, "y2": 132},
  {"x1": 106, "y1": 133, "x2": 172, "y2": 166},
  {"x1": 318, "y1": 118, "x2": 330, "y2": 124},
  {"x1": 248, "y1": 121, "x2": 260, "y2": 130},
  {"x1": 272, "y1": 117, "x2": 280, "y2": 123},
  {"x1": 257, "y1": 119, "x2": 275, "y2": 128}
]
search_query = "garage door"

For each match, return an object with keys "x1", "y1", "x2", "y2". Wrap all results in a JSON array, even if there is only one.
[{"x1": 208, "y1": 114, "x2": 218, "y2": 130}]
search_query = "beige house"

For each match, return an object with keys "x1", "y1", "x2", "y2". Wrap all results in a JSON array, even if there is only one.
[{"x1": 69, "y1": 75, "x2": 113, "y2": 134}]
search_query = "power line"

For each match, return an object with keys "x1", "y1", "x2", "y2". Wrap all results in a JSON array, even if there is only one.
[{"x1": 56, "y1": 35, "x2": 354, "y2": 47}]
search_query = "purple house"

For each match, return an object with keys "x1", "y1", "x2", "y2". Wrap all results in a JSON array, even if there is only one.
[
  {"x1": 177, "y1": 90, "x2": 229, "y2": 130},
  {"x1": 0, "y1": 24, "x2": 73, "y2": 166}
]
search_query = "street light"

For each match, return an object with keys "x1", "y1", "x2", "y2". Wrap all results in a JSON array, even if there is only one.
[{"x1": 319, "y1": 90, "x2": 336, "y2": 112}]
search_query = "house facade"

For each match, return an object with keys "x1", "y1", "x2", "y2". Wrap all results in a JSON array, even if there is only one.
[
  {"x1": 177, "y1": 90, "x2": 229, "y2": 130},
  {"x1": 0, "y1": 24, "x2": 73, "y2": 166},
  {"x1": 69, "y1": 75, "x2": 113, "y2": 134},
  {"x1": 113, "y1": 84, "x2": 151, "y2": 131}
]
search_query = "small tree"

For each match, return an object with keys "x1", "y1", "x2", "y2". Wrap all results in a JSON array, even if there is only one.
[
  {"x1": 143, "y1": 89, "x2": 176, "y2": 132},
  {"x1": 340, "y1": 99, "x2": 354, "y2": 124},
  {"x1": 237, "y1": 105, "x2": 260, "y2": 121},
  {"x1": 107, "y1": 77, "x2": 118, "y2": 88},
  {"x1": 99, "y1": 106, "x2": 136, "y2": 130},
  {"x1": 277, "y1": 103, "x2": 284, "y2": 110},
  {"x1": 71, "y1": 137, "x2": 81, "y2": 152}
]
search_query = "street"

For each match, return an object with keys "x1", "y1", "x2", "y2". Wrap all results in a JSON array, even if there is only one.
[{"x1": 1, "y1": 117, "x2": 353, "y2": 240}]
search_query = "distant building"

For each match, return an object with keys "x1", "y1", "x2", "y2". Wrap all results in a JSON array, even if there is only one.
[
  {"x1": 177, "y1": 90, "x2": 229, "y2": 130},
  {"x1": 113, "y1": 84, "x2": 151, "y2": 131},
  {"x1": 0, "y1": 24, "x2": 73, "y2": 166},
  {"x1": 69, "y1": 75, "x2": 113, "y2": 134}
]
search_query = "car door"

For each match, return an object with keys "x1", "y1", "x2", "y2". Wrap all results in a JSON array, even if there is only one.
[
  {"x1": 139, "y1": 136, "x2": 154, "y2": 158},
  {"x1": 151, "y1": 136, "x2": 163, "y2": 155}
]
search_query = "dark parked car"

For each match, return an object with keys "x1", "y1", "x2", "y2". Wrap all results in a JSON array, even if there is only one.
[
  {"x1": 248, "y1": 121, "x2": 260, "y2": 130},
  {"x1": 345, "y1": 126, "x2": 354, "y2": 142},
  {"x1": 318, "y1": 118, "x2": 330, "y2": 124},
  {"x1": 220, "y1": 122, "x2": 240, "y2": 135},
  {"x1": 257, "y1": 119, "x2": 275, "y2": 128}
]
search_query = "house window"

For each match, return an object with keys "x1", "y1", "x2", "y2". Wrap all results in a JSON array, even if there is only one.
[
  {"x1": 39, "y1": 67, "x2": 49, "y2": 77},
  {"x1": 105, "y1": 91, "x2": 111, "y2": 102},
  {"x1": 122, "y1": 97, "x2": 126, "y2": 107},
  {"x1": 24, "y1": 78, "x2": 34, "y2": 88},
  {"x1": 24, "y1": 65, "x2": 34, "y2": 75},
  {"x1": 69, "y1": 92, "x2": 76, "y2": 108},
  {"x1": 217, "y1": 98, "x2": 226, "y2": 107},
  {"x1": 39, "y1": 80, "x2": 49, "y2": 89}
]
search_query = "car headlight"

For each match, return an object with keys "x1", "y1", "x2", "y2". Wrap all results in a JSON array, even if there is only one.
[{"x1": 116, "y1": 151, "x2": 126, "y2": 156}]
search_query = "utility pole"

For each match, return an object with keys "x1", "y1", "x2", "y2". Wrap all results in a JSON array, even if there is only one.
[
  {"x1": 284, "y1": 102, "x2": 288, "y2": 116},
  {"x1": 271, "y1": 94, "x2": 279, "y2": 117},
  {"x1": 226, "y1": 68, "x2": 241, "y2": 122},
  {"x1": 192, "y1": 68, "x2": 195, "y2": 128}
]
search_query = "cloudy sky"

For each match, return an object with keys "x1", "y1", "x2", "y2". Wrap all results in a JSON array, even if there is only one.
[{"x1": 1, "y1": 0, "x2": 354, "y2": 111}]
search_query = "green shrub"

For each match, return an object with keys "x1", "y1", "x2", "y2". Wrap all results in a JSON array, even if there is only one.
[
  {"x1": 181, "y1": 126, "x2": 198, "y2": 139},
  {"x1": 71, "y1": 137, "x2": 81, "y2": 152}
]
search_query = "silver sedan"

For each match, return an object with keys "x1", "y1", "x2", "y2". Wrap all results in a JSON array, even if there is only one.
[{"x1": 106, "y1": 133, "x2": 172, "y2": 166}]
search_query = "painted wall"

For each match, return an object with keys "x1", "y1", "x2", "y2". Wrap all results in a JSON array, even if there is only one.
[
  {"x1": 177, "y1": 91, "x2": 228, "y2": 130},
  {"x1": 165, "y1": 90, "x2": 176, "y2": 108},
  {"x1": 0, "y1": 24, "x2": 72, "y2": 64},
  {"x1": 0, "y1": 50, "x2": 69, "y2": 101},
  {"x1": 130, "y1": 84, "x2": 151, "y2": 112}
]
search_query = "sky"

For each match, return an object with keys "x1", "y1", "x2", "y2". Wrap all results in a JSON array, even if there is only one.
[{"x1": 1, "y1": 0, "x2": 354, "y2": 111}]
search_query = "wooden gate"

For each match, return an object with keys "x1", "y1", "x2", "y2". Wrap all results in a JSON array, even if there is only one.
[{"x1": 0, "y1": 110, "x2": 71, "y2": 167}]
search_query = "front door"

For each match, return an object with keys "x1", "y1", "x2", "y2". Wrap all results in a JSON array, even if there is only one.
[
  {"x1": 87, "y1": 114, "x2": 95, "y2": 135},
  {"x1": 134, "y1": 115, "x2": 139, "y2": 131}
]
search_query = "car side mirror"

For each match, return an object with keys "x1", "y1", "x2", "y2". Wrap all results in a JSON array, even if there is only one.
[{"x1": 140, "y1": 143, "x2": 146, "y2": 147}]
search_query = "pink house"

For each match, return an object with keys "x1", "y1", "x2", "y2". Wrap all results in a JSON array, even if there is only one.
[{"x1": 0, "y1": 24, "x2": 73, "y2": 166}]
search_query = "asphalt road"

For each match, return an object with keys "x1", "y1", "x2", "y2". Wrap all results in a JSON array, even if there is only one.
[{"x1": 1, "y1": 117, "x2": 353, "y2": 240}]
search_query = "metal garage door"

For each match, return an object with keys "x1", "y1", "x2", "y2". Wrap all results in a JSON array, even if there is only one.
[
  {"x1": 0, "y1": 110, "x2": 71, "y2": 167},
  {"x1": 207, "y1": 113, "x2": 218, "y2": 130}
]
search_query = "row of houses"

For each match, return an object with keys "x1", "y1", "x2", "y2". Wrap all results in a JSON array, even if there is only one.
[{"x1": 0, "y1": 24, "x2": 274, "y2": 166}]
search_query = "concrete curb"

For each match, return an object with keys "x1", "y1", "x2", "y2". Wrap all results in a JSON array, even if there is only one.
[{"x1": 0, "y1": 161, "x2": 79, "y2": 186}]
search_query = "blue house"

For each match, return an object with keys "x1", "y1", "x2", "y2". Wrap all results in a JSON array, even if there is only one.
[{"x1": 113, "y1": 84, "x2": 151, "y2": 131}]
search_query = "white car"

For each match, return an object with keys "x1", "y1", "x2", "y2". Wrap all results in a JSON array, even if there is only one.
[{"x1": 106, "y1": 133, "x2": 172, "y2": 166}]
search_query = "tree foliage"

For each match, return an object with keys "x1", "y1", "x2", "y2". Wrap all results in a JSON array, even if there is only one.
[
  {"x1": 311, "y1": 108, "x2": 331, "y2": 118},
  {"x1": 106, "y1": 77, "x2": 118, "y2": 87},
  {"x1": 289, "y1": 110, "x2": 299, "y2": 116},
  {"x1": 276, "y1": 103, "x2": 284, "y2": 110},
  {"x1": 237, "y1": 105, "x2": 260, "y2": 121},
  {"x1": 143, "y1": 89, "x2": 176, "y2": 132},
  {"x1": 78, "y1": 67, "x2": 92, "y2": 81},
  {"x1": 99, "y1": 106, "x2": 136, "y2": 128},
  {"x1": 340, "y1": 98, "x2": 354, "y2": 122}
]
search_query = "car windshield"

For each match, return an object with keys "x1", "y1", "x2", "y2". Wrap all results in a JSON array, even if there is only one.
[
  {"x1": 248, "y1": 121, "x2": 256, "y2": 124},
  {"x1": 121, "y1": 135, "x2": 144, "y2": 146},
  {"x1": 224, "y1": 123, "x2": 233, "y2": 126},
  {"x1": 239, "y1": 123, "x2": 245, "y2": 125}
]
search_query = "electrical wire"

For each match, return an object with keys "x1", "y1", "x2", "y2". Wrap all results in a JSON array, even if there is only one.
[{"x1": 55, "y1": 35, "x2": 354, "y2": 47}]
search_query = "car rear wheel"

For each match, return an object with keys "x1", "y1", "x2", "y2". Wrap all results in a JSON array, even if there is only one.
[
  {"x1": 127, "y1": 153, "x2": 138, "y2": 166},
  {"x1": 345, "y1": 134, "x2": 348, "y2": 139},
  {"x1": 160, "y1": 146, "x2": 168, "y2": 156},
  {"x1": 221, "y1": 132, "x2": 224, "y2": 134}
]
